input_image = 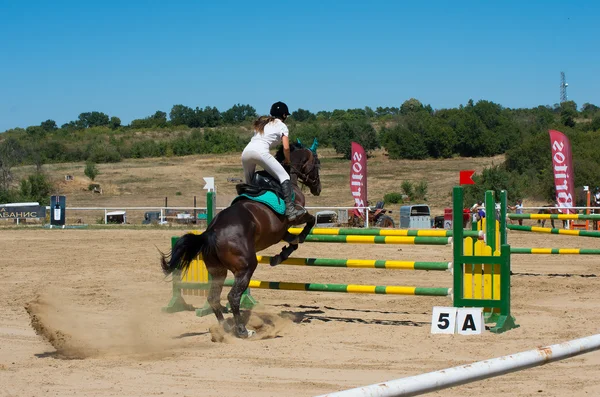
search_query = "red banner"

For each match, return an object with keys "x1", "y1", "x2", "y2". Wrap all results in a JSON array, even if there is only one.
[
  {"x1": 549, "y1": 130, "x2": 576, "y2": 214},
  {"x1": 350, "y1": 142, "x2": 367, "y2": 218}
]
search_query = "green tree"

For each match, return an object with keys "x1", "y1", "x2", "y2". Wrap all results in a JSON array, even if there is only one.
[
  {"x1": 84, "y1": 161, "x2": 99, "y2": 181},
  {"x1": 19, "y1": 172, "x2": 53, "y2": 205},
  {"x1": 591, "y1": 115, "x2": 600, "y2": 131},
  {"x1": 61, "y1": 121, "x2": 79, "y2": 131},
  {"x1": 198, "y1": 106, "x2": 222, "y2": 127},
  {"x1": 375, "y1": 106, "x2": 400, "y2": 117},
  {"x1": 222, "y1": 104, "x2": 256, "y2": 124},
  {"x1": 26, "y1": 126, "x2": 45, "y2": 136},
  {"x1": 109, "y1": 116, "x2": 121, "y2": 129},
  {"x1": 291, "y1": 108, "x2": 316, "y2": 122},
  {"x1": 0, "y1": 137, "x2": 24, "y2": 190},
  {"x1": 380, "y1": 124, "x2": 428, "y2": 160},
  {"x1": 130, "y1": 118, "x2": 153, "y2": 129},
  {"x1": 559, "y1": 100, "x2": 578, "y2": 127},
  {"x1": 316, "y1": 110, "x2": 332, "y2": 120},
  {"x1": 169, "y1": 104, "x2": 195, "y2": 126},
  {"x1": 78, "y1": 111, "x2": 110, "y2": 128},
  {"x1": 424, "y1": 117, "x2": 456, "y2": 158},
  {"x1": 40, "y1": 119, "x2": 58, "y2": 131},
  {"x1": 561, "y1": 108, "x2": 577, "y2": 127},
  {"x1": 86, "y1": 142, "x2": 121, "y2": 163},
  {"x1": 289, "y1": 122, "x2": 331, "y2": 147},
  {"x1": 330, "y1": 121, "x2": 379, "y2": 159},
  {"x1": 150, "y1": 111, "x2": 168, "y2": 127},
  {"x1": 581, "y1": 103, "x2": 599, "y2": 118},
  {"x1": 400, "y1": 98, "x2": 425, "y2": 115}
]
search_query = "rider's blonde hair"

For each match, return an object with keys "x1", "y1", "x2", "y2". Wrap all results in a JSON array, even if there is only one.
[{"x1": 253, "y1": 116, "x2": 276, "y2": 134}]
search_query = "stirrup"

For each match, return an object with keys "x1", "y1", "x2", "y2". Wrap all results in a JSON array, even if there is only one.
[{"x1": 286, "y1": 206, "x2": 306, "y2": 221}]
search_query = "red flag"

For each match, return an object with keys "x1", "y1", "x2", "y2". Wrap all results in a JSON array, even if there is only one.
[
  {"x1": 549, "y1": 130, "x2": 576, "y2": 214},
  {"x1": 350, "y1": 142, "x2": 367, "y2": 218},
  {"x1": 459, "y1": 170, "x2": 475, "y2": 185}
]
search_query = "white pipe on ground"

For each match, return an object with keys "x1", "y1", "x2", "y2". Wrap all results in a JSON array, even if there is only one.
[{"x1": 316, "y1": 334, "x2": 600, "y2": 397}]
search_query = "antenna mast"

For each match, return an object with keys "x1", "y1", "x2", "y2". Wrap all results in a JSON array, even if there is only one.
[{"x1": 560, "y1": 72, "x2": 568, "y2": 103}]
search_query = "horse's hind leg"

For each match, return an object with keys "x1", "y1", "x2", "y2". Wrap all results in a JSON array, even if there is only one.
[
  {"x1": 228, "y1": 256, "x2": 258, "y2": 338},
  {"x1": 205, "y1": 265, "x2": 228, "y2": 325}
]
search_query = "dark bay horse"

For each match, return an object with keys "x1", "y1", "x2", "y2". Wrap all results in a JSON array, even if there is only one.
[
  {"x1": 160, "y1": 143, "x2": 321, "y2": 338},
  {"x1": 537, "y1": 205, "x2": 567, "y2": 229}
]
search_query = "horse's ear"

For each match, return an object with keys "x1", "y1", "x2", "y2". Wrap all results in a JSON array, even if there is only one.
[
  {"x1": 310, "y1": 138, "x2": 318, "y2": 153},
  {"x1": 296, "y1": 138, "x2": 302, "y2": 146}
]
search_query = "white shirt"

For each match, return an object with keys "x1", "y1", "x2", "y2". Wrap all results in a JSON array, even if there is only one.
[{"x1": 246, "y1": 119, "x2": 289, "y2": 151}]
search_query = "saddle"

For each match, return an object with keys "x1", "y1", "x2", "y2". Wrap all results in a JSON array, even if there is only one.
[
  {"x1": 235, "y1": 170, "x2": 284, "y2": 199},
  {"x1": 232, "y1": 171, "x2": 289, "y2": 215}
]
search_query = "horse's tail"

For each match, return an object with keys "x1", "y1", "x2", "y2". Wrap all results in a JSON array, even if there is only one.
[{"x1": 160, "y1": 230, "x2": 217, "y2": 276}]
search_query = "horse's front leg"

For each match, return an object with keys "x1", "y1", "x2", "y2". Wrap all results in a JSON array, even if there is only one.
[
  {"x1": 295, "y1": 212, "x2": 316, "y2": 244},
  {"x1": 269, "y1": 240, "x2": 299, "y2": 266},
  {"x1": 270, "y1": 215, "x2": 315, "y2": 266}
]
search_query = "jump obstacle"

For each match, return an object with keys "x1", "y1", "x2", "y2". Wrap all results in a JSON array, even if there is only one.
[
  {"x1": 509, "y1": 213, "x2": 600, "y2": 220},
  {"x1": 507, "y1": 224, "x2": 600, "y2": 238},
  {"x1": 507, "y1": 212, "x2": 600, "y2": 254},
  {"x1": 163, "y1": 186, "x2": 518, "y2": 334}
]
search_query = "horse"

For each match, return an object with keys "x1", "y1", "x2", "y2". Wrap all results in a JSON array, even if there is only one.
[
  {"x1": 537, "y1": 205, "x2": 567, "y2": 229},
  {"x1": 160, "y1": 142, "x2": 322, "y2": 338}
]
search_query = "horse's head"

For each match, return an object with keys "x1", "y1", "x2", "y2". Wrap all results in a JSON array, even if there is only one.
[{"x1": 289, "y1": 140, "x2": 322, "y2": 196}]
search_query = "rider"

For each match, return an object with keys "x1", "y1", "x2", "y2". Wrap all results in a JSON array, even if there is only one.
[{"x1": 241, "y1": 101, "x2": 307, "y2": 221}]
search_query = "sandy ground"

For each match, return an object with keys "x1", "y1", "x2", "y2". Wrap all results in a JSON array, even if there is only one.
[{"x1": 1, "y1": 227, "x2": 600, "y2": 397}]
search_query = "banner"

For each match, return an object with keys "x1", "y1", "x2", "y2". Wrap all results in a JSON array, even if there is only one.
[
  {"x1": 0, "y1": 205, "x2": 46, "y2": 219},
  {"x1": 549, "y1": 130, "x2": 576, "y2": 214},
  {"x1": 350, "y1": 142, "x2": 367, "y2": 218}
]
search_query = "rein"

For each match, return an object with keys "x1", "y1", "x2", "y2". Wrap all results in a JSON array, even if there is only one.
[{"x1": 289, "y1": 149, "x2": 320, "y2": 188}]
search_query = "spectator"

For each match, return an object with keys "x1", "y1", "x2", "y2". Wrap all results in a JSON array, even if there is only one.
[
  {"x1": 471, "y1": 200, "x2": 485, "y2": 224},
  {"x1": 508, "y1": 199, "x2": 523, "y2": 226}
]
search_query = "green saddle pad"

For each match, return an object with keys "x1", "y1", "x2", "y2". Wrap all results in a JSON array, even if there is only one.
[{"x1": 232, "y1": 191, "x2": 289, "y2": 215}]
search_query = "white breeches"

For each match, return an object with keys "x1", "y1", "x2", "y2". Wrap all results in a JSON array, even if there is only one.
[{"x1": 241, "y1": 147, "x2": 290, "y2": 184}]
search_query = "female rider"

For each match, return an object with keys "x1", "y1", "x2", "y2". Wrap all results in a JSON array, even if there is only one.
[{"x1": 241, "y1": 101, "x2": 306, "y2": 221}]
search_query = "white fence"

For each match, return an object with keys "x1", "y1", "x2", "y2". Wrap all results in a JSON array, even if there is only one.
[{"x1": 48, "y1": 206, "x2": 372, "y2": 226}]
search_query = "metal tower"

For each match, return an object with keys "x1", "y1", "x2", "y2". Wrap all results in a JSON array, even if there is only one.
[{"x1": 560, "y1": 72, "x2": 568, "y2": 103}]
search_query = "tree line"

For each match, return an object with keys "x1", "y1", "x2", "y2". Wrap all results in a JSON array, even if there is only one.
[{"x1": 1, "y1": 99, "x2": 600, "y2": 204}]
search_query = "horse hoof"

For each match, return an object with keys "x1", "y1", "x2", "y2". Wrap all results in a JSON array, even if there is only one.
[
  {"x1": 270, "y1": 256, "x2": 281, "y2": 266},
  {"x1": 221, "y1": 321, "x2": 233, "y2": 333},
  {"x1": 236, "y1": 328, "x2": 256, "y2": 339}
]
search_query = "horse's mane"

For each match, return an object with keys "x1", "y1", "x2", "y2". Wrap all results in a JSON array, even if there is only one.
[{"x1": 275, "y1": 142, "x2": 304, "y2": 163}]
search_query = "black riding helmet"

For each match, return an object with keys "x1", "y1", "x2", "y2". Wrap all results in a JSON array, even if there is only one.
[{"x1": 270, "y1": 101, "x2": 290, "y2": 119}]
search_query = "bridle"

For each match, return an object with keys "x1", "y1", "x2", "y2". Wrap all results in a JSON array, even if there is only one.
[{"x1": 289, "y1": 149, "x2": 320, "y2": 189}]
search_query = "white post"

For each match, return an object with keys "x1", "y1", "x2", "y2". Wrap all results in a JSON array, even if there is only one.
[{"x1": 316, "y1": 334, "x2": 600, "y2": 397}]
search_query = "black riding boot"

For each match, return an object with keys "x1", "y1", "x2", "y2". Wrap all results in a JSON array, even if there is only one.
[{"x1": 282, "y1": 180, "x2": 306, "y2": 221}]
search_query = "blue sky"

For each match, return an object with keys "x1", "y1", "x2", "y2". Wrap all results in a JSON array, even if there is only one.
[{"x1": 1, "y1": 0, "x2": 598, "y2": 131}]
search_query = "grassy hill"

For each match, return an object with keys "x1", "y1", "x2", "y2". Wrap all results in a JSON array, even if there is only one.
[{"x1": 11, "y1": 149, "x2": 523, "y2": 225}]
